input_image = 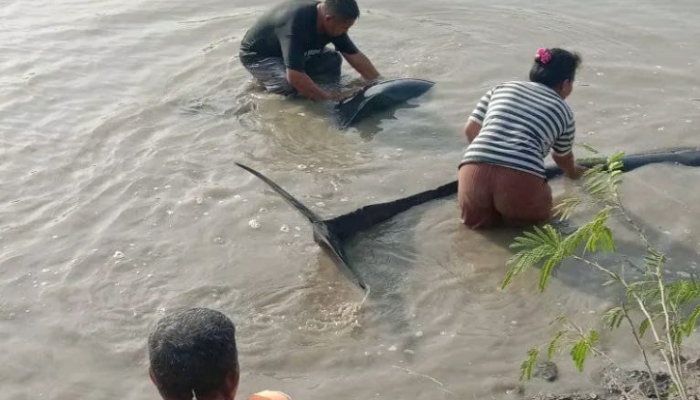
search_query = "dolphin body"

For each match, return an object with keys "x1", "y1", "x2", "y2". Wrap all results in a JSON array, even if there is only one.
[
  {"x1": 237, "y1": 147, "x2": 700, "y2": 291},
  {"x1": 335, "y1": 78, "x2": 435, "y2": 130}
]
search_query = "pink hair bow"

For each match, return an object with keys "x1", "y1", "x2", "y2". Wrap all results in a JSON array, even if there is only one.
[{"x1": 536, "y1": 48, "x2": 552, "y2": 64}]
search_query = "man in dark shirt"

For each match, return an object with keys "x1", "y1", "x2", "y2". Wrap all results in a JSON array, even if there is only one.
[{"x1": 240, "y1": 0, "x2": 381, "y2": 101}]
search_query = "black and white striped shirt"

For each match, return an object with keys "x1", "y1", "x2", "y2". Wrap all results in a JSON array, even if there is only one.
[{"x1": 460, "y1": 81, "x2": 576, "y2": 179}]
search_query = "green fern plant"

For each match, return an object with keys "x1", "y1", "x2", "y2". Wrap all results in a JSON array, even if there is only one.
[{"x1": 502, "y1": 148, "x2": 700, "y2": 400}]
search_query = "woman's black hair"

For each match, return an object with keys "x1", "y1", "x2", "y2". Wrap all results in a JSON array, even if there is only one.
[{"x1": 529, "y1": 48, "x2": 582, "y2": 89}]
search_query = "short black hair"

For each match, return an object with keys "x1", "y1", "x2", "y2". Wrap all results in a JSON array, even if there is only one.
[
  {"x1": 148, "y1": 308, "x2": 238, "y2": 400},
  {"x1": 324, "y1": 0, "x2": 360, "y2": 21},
  {"x1": 529, "y1": 48, "x2": 582, "y2": 89}
]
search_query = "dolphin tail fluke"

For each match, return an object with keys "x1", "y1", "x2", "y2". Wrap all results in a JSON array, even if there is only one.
[
  {"x1": 236, "y1": 162, "x2": 368, "y2": 291},
  {"x1": 235, "y1": 162, "x2": 322, "y2": 224}
]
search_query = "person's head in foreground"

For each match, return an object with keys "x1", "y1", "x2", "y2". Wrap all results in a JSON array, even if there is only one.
[
  {"x1": 319, "y1": 0, "x2": 361, "y2": 37},
  {"x1": 529, "y1": 47, "x2": 582, "y2": 99},
  {"x1": 148, "y1": 307, "x2": 241, "y2": 400},
  {"x1": 148, "y1": 307, "x2": 291, "y2": 400}
]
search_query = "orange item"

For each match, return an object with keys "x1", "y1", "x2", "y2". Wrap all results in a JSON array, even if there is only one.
[{"x1": 246, "y1": 391, "x2": 292, "y2": 400}]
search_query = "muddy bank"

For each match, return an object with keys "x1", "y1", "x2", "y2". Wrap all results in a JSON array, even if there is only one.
[{"x1": 525, "y1": 356, "x2": 700, "y2": 400}]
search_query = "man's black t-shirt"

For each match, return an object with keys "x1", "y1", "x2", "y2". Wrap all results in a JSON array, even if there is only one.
[{"x1": 240, "y1": 0, "x2": 359, "y2": 72}]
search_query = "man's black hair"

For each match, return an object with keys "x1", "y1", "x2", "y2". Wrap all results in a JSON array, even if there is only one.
[
  {"x1": 324, "y1": 0, "x2": 360, "y2": 20},
  {"x1": 148, "y1": 308, "x2": 238, "y2": 400}
]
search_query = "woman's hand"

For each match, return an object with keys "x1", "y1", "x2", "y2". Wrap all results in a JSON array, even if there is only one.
[
  {"x1": 566, "y1": 164, "x2": 588, "y2": 180},
  {"x1": 553, "y1": 152, "x2": 587, "y2": 180}
]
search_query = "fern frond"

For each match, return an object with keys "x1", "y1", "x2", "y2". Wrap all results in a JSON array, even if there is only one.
[
  {"x1": 682, "y1": 305, "x2": 700, "y2": 337},
  {"x1": 569, "y1": 331, "x2": 599, "y2": 373},
  {"x1": 548, "y1": 331, "x2": 565, "y2": 359},
  {"x1": 553, "y1": 197, "x2": 583, "y2": 220},
  {"x1": 520, "y1": 347, "x2": 540, "y2": 381},
  {"x1": 666, "y1": 280, "x2": 700, "y2": 309},
  {"x1": 504, "y1": 225, "x2": 565, "y2": 290},
  {"x1": 540, "y1": 257, "x2": 560, "y2": 292},
  {"x1": 639, "y1": 319, "x2": 651, "y2": 338},
  {"x1": 578, "y1": 143, "x2": 600, "y2": 154},
  {"x1": 644, "y1": 247, "x2": 667, "y2": 275},
  {"x1": 603, "y1": 307, "x2": 625, "y2": 330}
]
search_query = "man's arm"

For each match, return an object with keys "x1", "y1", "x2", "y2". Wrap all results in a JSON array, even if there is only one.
[
  {"x1": 341, "y1": 51, "x2": 380, "y2": 81},
  {"x1": 281, "y1": 42, "x2": 337, "y2": 101},
  {"x1": 279, "y1": 24, "x2": 356, "y2": 101},
  {"x1": 332, "y1": 33, "x2": 380, "y2": 81},
  {"x1": 286, "y1": 69, "x2": 332, "y2": 100},
  {"x1": 286, "y1": 69, "x2": 356, "y2": 101},
  {"x1": 278, "y1": 21, "x2": 334, "y2": 101}
]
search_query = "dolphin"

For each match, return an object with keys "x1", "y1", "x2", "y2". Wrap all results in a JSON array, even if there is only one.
[
  {"x1": 236, "y1": 147, "x2": 700, "y2": 290},
  {"x1": 335, "y1": 78, "x2": 435, "y2": 130}
]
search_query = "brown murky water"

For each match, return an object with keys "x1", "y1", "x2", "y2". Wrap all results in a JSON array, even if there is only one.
[{"x1": 2, "y1": 0, "x2": 700, "y2": 399}]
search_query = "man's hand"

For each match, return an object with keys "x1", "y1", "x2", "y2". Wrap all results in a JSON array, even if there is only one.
[
  {"x1": 286, "y1": 69, "x2": 334, "y2": 101},
  {"x1": 286, "y1": 69, "x2": 362, "y2": 102},
  {"x1": 330, "y1": 87, "x2": 361, "y2": 101},
  {"x1": 346, "y1": 77, "x2": 376, "y2": 90}
]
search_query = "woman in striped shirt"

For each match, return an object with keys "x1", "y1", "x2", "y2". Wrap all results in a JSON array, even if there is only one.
[{"x1": 458, "y1": 48, "x2": 587, "y2": 229}]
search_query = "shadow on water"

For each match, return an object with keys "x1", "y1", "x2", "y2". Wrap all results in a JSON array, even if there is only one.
[
  {"x1": 335, "y1": 183, "x2": 700, "y2": 359},
  {"x1": 176, "y1": 79, "x2": 260, "y2": 119},
  {"x1": 332, "y1": 103, "x2": 423, "y2": 141},
  {"x1": 341, "y1": 201, "x2": 439, "y2": 364},
  {"x1": 442, "y1": 195, "x2": 700, "y2": 304},
  {"x1": 236, "y1": 148, "x2": 700, "y2": 369}
]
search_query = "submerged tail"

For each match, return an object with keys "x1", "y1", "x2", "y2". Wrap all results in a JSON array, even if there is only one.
[
  {"x1": 235, "y1": 163, "x2": 322, "y2": 224},
  {"x1": 329, "y1": 147, "x2": 700, "y2": 241},
  {"x1": 326, "y1": 181, "x2": 457, "y2": 241},
  {"x1": 235, "y1": 147, "x2": 700, "y2": 292}
]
